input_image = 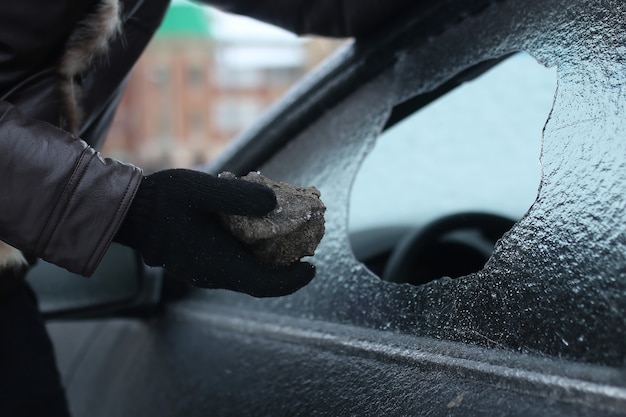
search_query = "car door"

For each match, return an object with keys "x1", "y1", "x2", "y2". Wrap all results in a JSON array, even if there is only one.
[{"x1": 45, "y1": 0, "x2": 626, "y2": 416}]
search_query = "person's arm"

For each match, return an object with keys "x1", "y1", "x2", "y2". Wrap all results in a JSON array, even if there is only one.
[
  {"x1": 0, "y1": 100, "x2": 314, "y2": 296},
  {"x1": 0, "y1": 99, "x2": 142, "y2": 276},
  {"x1": 203, "y1": 0, "x2": 412, "y2": 37}
]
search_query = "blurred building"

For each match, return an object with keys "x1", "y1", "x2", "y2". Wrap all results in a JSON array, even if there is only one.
[{"x1": 103, "y1": 1, "x2": 343, "y2": 171}]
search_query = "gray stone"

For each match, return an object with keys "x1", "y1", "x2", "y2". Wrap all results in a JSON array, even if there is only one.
[{"x1": 219, "y1": 172, "x2": 326, "y2": 266}]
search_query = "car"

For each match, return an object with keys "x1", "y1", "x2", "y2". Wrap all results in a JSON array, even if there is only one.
[{"x1": 28, "y1": 0, "x2": 626, "y2": 415}]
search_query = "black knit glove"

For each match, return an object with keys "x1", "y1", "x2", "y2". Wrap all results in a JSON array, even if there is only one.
[{"x1": 114, "y1": 169, "x2": 315, "y2": 297}]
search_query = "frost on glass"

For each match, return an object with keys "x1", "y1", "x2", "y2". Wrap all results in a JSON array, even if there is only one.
[{"x1": 211, "y1": 0, "x2": 626, "y2": 366}]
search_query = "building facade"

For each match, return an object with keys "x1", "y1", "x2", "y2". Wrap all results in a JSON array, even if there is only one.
[{"x1": 103, "y1": 2, "x2": 342, "y2": 171}]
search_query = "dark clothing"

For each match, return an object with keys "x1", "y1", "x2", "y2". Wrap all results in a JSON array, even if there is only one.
[
  {"x1": 209, "y1": 0, "x2": 410, "y2": 38},
  {"x1": 0, "y1": 280, "x2": 70, "y2": 417},
  {"x1": 0, "y1": 0, "x2": 167, "y2": 276}
]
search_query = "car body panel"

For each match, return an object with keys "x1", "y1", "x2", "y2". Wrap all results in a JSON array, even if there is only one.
[{"x1": 49, "y1": 305, "x2": 626, "y2": 416}]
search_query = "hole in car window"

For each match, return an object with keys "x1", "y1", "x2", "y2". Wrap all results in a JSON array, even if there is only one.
[{"x1": 349, "y1": 53, "x2": 556, "y2": 285}]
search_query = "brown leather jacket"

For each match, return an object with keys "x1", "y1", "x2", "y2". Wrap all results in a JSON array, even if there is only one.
[{"x1": 0, "y1": 0, "x2": 408, "y2": 276}]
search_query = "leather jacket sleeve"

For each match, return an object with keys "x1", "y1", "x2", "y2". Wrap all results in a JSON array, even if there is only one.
[
  {"x1": 0, "y1": 100, "x2": 142, "y2": 276},
  {"x1": 204, "y1": 0, "x2": 411, "y2": 37}
]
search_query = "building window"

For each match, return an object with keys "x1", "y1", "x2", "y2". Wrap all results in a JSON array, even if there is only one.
[
  {"x1": 213, "y1": 66, "x2": 264, "y2": 89},
  {"x1": 188, "y1": 66, "x2": 205, "y2": 88},
  {"x1": 213, "y1": 97, "x2": 263, "y2": 134},
  {"x1": 267, "y1": 67, "x2": 302, "y2": 86},
  {"x1": 151, "y1": 65, "x2": 171, "y2": 90},
  {"x1": 189, "y1": 110, "x2": 204, "y2": 135}
]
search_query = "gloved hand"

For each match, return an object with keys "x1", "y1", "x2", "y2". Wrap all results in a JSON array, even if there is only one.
[{"x1": 114, "y1": 169, "x2": 315, "y2": 297}]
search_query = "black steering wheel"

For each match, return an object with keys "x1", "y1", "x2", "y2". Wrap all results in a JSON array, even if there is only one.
[{"x1": 382, "y1": 212, "x2": 515, "y2": 286}]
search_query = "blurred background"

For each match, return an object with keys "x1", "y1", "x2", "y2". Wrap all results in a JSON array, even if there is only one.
[{"x1": 102, "y1": 0, "x2": 344, "y2": 172}]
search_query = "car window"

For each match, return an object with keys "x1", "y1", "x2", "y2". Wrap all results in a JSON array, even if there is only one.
[
  {"x1": 349, "y1": 53, "x2": 556, "y2": 235},
  {"x1": 209, "y1": 0, "x2": 626, "y2": 366},
  {"x1": 188, "y1": 0, "x2": 626, "y2": 367}
]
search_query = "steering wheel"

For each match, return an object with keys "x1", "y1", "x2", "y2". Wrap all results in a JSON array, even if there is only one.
[{"x1": 382, "y1": 212, "x2": 515, "y2": 286}]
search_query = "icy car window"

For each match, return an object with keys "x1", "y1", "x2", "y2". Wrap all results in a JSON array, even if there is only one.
[
  {"x1": 349, "y1": 53, "x2": 555, "y2": 235},
  {"x1": 207, "y1": 0, "x2": 626, "y2": 366}
]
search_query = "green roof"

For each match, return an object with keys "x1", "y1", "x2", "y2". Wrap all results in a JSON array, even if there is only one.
[{"x1": 156, "y1": 2, "x2": 211, "y2": 38}]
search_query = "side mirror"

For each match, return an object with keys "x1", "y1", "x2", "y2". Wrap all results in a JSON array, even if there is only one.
[{"x1": 26, "y1": 243, "x2": 162, "y2": 318}]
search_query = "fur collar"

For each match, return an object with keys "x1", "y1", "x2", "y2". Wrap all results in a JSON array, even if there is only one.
[
  {"x1": 0, "y1": 241, "x2": 27, "y2": 271},
  {"x1": 58, "y1": 0, "x2": 122, "y2": 134}
]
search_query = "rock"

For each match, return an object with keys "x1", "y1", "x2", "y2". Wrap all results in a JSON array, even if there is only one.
[{"x1": 218, "y1": 172, "x2": 326, "y2": 266}]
